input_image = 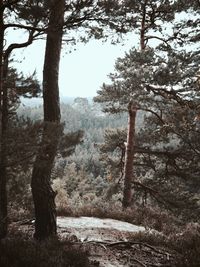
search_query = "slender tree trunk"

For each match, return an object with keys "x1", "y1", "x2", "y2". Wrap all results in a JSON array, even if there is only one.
[
  {"x1": 140, "y1": 0, "x2": 147, "y2": 50},
  {"x1": 31, "y1": 0, "x2": 65, "y2": 240},
  {"x1": 122, "y1": 102, "x2": 137, "y2": 208},
  {"x1": 122, "y1": 1, "x2": 147, "y2": 209},
  {"x1": 0, "y1": 2, "x2": 8, "y2": 238}
]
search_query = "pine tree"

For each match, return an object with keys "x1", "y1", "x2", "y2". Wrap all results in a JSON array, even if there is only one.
[
  {"x1": 95, "y1": 0, "x2": 176, "y2": 208},
  {"x1": 0, "y1": 0, "x2": 43, "y2": 238},
  {"x1": 0, "y1": 0, "x2": 129, "y2": 239},
  {"x1": 30, "y1": 0, "x2": 65, "y2": 240},
  {"x1": 29, "y1": 0, "x2": 159, "y2": 238},
  {"x1": 96, "y1": 1, "x2": 200, "y2": 217}
]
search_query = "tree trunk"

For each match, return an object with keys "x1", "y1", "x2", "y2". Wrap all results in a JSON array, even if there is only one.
[
  {"x1": 122, "y1": 102, "x2": 137, "y2": 208},
  {"x1": 31, "y1": 0, "x2": 65, "y2": 240},
  {"x1": 122, "y1": 0, "x2": 147, "y2": 209},
  {"x1": 0, "y1": 2, "x2": 8, "y2": 238}
]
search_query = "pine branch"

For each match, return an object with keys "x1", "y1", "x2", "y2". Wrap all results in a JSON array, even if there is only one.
[
  {"x1": 142, "y1": 108, "x2": 165, "y2": 124},
  {"x1": 145, "y1": 84, "x2": 195, "y2": 108},
  {"x1": 132, "y1": 181, "x2": 180, "y2": 209},
  {"x1": 4, "y1": 30, "x2": 41, "y2": 60},
  {"x1": 4, "y1": 23, "x2": 46, "y2": 32},
  {"x1": 135, "y1": 146, "x2": 181, "y2": 157}
]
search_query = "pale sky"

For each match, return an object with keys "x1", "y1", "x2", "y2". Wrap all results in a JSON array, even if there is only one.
[
  {"x1": 10, "y1": 33, "x2": 134, "y2": 98},
  {"x1": 6, "y1": 10, "x2": 192, "y2": 99}
]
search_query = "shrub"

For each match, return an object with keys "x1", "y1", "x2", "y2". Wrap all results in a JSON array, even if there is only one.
[
  {"x1": 0, "y1": 237, "x2": 90, "y2": 267},
  {"x1": 171, "y1": 223, "x2": 200, "y2": 267}
]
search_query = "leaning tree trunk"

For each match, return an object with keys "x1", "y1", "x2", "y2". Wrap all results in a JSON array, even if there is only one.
[
  {"x1": 31, "y1": 0, "x2": 65, "y2": 240},
  {"x1": 122, "y1": 102, "x2": 137, "y2": 209}
]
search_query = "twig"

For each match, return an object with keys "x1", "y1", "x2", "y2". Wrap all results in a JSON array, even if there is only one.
[
  {"x1": 132, "y1": 258, "x2": 147, "y2": 267},
  {"x1": 98, "y1": 243, "x2": 107, "y2": 250},
  {"x1": 18, "y1": 219, "x2": 35, "y2": 225},
  {"x1": 141, "y1": 242, "x2": 170, "y2": 257}
]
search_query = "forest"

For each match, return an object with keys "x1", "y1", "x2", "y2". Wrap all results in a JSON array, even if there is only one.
[{"x1": 0, "y1": 1, "x2": 200, "y2": 267}]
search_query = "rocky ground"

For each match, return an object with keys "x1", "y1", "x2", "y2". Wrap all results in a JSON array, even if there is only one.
[
  {"x1": 10, "y1": 216, "x2": 178, "y2": 267},
  {"x1": 57, "y1": 217, "x2": 176, "y2": 267}
]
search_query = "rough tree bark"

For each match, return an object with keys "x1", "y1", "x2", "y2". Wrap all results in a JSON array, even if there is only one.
[
  {"x1": 31, "y1": 0, "x2": 65, "y2": 240},
  {"x1": 0, "y1": 1, "x2": 8, "y2": 238},
  {"x1": 0, "y1": 58, "x2": 9, "y2": 239},
  {"x1": 0, "y1": 1, "x2": 8, "y2": 239},
  {"x1": 122, "y1": 1, "x2": 148, "y2": 209},
  {"x1": 122, "y1": 102, "x2": 137, "y2": 208}
]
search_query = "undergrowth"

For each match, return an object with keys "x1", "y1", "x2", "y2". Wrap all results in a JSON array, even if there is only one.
[
  {"x1": 0, "y1": 236, "x2": 90, "y2": 267},
  {"x1": 6, "y1": 192, "x2": 200, "y2": 267},
  {"x1": 128, "y1": 222, "x2": 200, "y2": 267}
]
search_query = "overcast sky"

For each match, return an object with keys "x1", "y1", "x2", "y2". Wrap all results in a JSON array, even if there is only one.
[
  {"x1": 7, "y1": 9, "x2": 192, "y2": 99},
  {"x1": 10, "y1": 33, "x2": 134, "y2": 98}
]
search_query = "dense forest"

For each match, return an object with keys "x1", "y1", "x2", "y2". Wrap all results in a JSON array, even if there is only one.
[
  {"x1": 0, "y1": 0, "x2": 200, "y2": 266},
  {"x1": 16, "y1": 98, "x2": 131, "y2": 210}
]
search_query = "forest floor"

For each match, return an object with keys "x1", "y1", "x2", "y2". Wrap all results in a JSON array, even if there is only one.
[
  {"x1": 57, "y1": 216, "x2": 177, "y2": 267},
  {"x1": 10, "y1": 216, "x2": 178, "y2": 267}
]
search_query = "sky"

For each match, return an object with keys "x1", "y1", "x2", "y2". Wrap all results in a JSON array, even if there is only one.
[
  {"x1": 6, "y1": 9, "x2": 193, "y2": 99},
  {"x1": 10, "y1": 33, "x2": 134, "y2": 98}
]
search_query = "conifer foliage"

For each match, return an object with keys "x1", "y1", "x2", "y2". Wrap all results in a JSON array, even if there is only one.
[
  {"x1": 1, "y1": 0, "x2": 200, "y2": 243},
  {"x1": 0, "y1": 0, "x2": 42, "y2": 239},
  {"x1": 95, "y1": 0, "x2": 200, "y2": 216}
]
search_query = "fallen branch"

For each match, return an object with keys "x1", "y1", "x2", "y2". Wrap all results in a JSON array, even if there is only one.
[{"x1": 86, "y1": 240, "x2": 173, "y2": 258}]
